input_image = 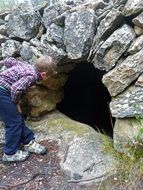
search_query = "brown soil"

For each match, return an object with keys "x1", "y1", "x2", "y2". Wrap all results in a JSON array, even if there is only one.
[
  {"x1": 0, "y1": 140, "x2": 96, "y2": 190},
  {"x1": 0, "y1": 140, "x2": 142, "y2": 190}
]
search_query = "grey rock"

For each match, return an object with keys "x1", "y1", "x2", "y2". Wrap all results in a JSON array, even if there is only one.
[
  {"x1": 132, "y1": 12, "x2": 143, "y2": 29},
  {"x1": 112, "y1": 0, "x2": 128, "y2": 9},
  {"x1": 46, "y1": 23, "x2": 64, "y2": 48},
  {"x1": 25, "y1": 111, "x2": 117, "y2": 183},
  {"x1": 30, "y1": 38, "x2": 41, "y2": 47},
  {"x1": 0, "y1": 25, "x2": 7, "y2": 36},
  {"x1": 127, "y1": 35, "x2": 143, "y2": 54},
  {"x1": 123, "y1": 0, "x2": 143, "y2": 16},
  {"x1": 96, "y1": 8, "x2": 123, "y2": 40},
  {"x1": 6, "y1": 7, "x2": 41, "y2": 40},
  {"x1": 1, "y1": 40, "x2": 21, "y2": 58},
  {"x1": 0, "y1": 18, "x2": 5, "y2": 25},
  {"x1": 4, "y1": 14, "x2": 10, "y2": 22},
  {"x1": 41, "y1": 39, "x2": 66, "y2": 63},
  {"x1": 134, "y1": 25, "x2": 143, "y2": 36},
  {"x1": 30, "y1": 46, "x2": 43, "y2": 58},
  {"x1": 102, "y1": 49, "x2": 143, "y2": 97},
  {"x1": 0, "y1": 34, "x2": 8, "y2": 45},
  {"x1": 94, "y1": 0, "x2": 112, "y2": 17},
  {"x1": 41, "y1": 33, "x2": 53, "y2": 44},
  {"x1": 0, "y1": 47, "x2": 2, "y2": 61},
  {"x1": 110, "y1": 85, "x2": 143, "y2": 118},
  {"x1": 136, "y1": 73, "x2": 143, "y2": 87},
  {"x1": 92, "y1": 24, "x2": 135, "y2": 71},
  {"x1": 20, "y1": 41, "x2": 33, "y2": 61},
  {"x1": 114, "y1": 118, "x2": 143, "y2": 153},
  {"x1": 64, "y1": 9, "x2": 96, "y2": 60},
  {"x1": 42, "y1": 4, "x2": 67, "y2": 28},
  {"x1": 24, "y1": 0, "x2": 48, "y2": 11},
  {"x1": 88, "y1": 8, "x2": 123, "y2": 61}
]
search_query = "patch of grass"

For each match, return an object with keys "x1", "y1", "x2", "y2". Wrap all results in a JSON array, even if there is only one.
[{"x1": 100, "y1": 134, "x2": 143, "y2": 189}]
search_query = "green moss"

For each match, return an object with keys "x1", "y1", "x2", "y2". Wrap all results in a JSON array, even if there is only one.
[
  {"x1": 45, "y1": 117, "x2": 91, "y2": 136},
  {"x1": 29, "y1": 112, "x2": 92, "y2": 136}
]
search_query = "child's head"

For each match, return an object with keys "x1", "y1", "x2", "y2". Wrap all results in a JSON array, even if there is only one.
[{"x1": 35, "y1": 56, "x2": 57, "y2": 80}]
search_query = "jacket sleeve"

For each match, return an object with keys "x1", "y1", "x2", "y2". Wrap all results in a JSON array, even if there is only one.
[
  {"x1": 11, "y1": 75, "x2": 36, "y2": 103},
  {"x1": 4, "y1": 57, "x2": 23, "y2": 68}
]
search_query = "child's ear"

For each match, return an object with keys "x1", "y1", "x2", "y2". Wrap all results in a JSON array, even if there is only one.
[{"x1": 40, "y1": 72, "x2": 47, "y2": 80}]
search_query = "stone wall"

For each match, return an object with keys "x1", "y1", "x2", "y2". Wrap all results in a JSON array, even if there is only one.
[{"x1": 0, "y1": 0, "x2": 143, "y2": 151}]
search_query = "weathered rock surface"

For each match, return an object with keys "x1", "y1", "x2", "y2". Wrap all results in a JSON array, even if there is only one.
[
  {"x1": 134, "y1": 25, "x2": 143, "y2": 36},
  {"x1": 102, "y1": 49, "x2": 143, "y2": 96},
  {"x1": 114, "y1": 118, "x2": 143, "y2": 153},
  {"x1": 64, "y1": 9, "x2": 96, "y2": 60},
  {"x1": 21, "y1": 86, "x2": 63, "y2": 118},
  {"x1": 127, "y1": 34, "x2": 143, "y2": 54},
  {"x1": 123, "y1": 0, "x2": 143, "y2": 16},
  {"x1": 92, "y1": 24, "x2": 135, "y2": 71},
  {"x1": 42, "y1": 4, "x2": 65, "y2": 28},
  {"x1": 112, "y1": 0, "x2": 128, "y2": 9},
  {"x1": 110, "y1": 85, "x2": 143, "y2": 118},
  {"x1": 136, "y1": 73, "x2": 143, "y2": 87},
  {"x1": 45, "y1": 23, "x2": 64, "y2": 49},
  {"x1": 1, "y1": 40, "x2": 21, "y2": 58},
  {"x1": 20, "y1": 41, "x2": 33, "y2": 61},
  {"x1": 0, "y1": 34, "x2": 8, "y2": 45},
  {"x1": 88, "y1": 8, "x2": 123, "y2": 61},
  {"x1": 26, "y1": 111, "x2": 117, "y2": 183},
  {"x1": 6, "y1": 7, "x2": 41, "y2": 40},
  {"x1": 133, "y1": 12, "x2": 143, "y2": 28}
]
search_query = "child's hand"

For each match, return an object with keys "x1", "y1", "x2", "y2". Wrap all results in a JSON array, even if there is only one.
[{"x1": 17, "y1": 104, "x2": 22, "y2": 113}]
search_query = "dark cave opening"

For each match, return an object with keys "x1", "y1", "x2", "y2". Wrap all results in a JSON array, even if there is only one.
[{"x1": 57, "y1": 61, "x2": 115, "y2": 137}]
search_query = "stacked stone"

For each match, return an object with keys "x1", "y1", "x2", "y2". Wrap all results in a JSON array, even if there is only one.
[{"x1": 0, "y1": 0, "x2": 143, "y2": 152}]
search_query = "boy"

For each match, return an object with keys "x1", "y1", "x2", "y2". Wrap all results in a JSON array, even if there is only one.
[{"x1": 0, "y1": 56, "x2": 57, "y2": 162}]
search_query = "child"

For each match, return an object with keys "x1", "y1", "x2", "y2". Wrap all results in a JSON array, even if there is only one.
[{"x1": 0, "y1": 56, "x2": 57, "y2": 162}]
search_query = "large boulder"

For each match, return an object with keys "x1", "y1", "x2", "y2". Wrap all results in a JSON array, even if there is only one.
[
  {"x1": 45, "y1": 23, "x2": 65, "y2": 49},
  {"x1": 0, "y1": 34, "x2": 8, "y2": 45},
  {"x1": 21, "y1": 86, "x2": 63, "y2": 118},
  {"x1": 43, "y1": 4, "x2": 62, "y2": 28},
  {"x1": 127, "y1": 35, "x2": 143, "y2": 54},
  {"x1": 110, "y1": 85, "x2": 143, "y2": 118},
  {"x1": 64, "y1": 9, "x2": 96, "y2": 60},
  {"x1": 88, "y1": 8, "x2": 123, "y2": 61},
  {"x1": 1, "y1": 40, "x2": 21, "y2": 58},
  {"x1": 123, "y1": 0, "x2": 143, "y2": 16},
  {"x1": 102, "y1": 49, "x2": 143, "y2": 97},
  {"x1": 6, "y1": 7, "x2": 41, "y2": 40},
  {"x1": 132, "y1": 12, "x2": 143, "y2": 28},
  {"x1": 26, "y1": 111, "x2": 117, "y2": 183},
  {"x1": 92, "y1": 24, "x2": 135, "y2": 71},
  {"x1": 114, "y1": 118, "x2": 143, "y2": 153}
]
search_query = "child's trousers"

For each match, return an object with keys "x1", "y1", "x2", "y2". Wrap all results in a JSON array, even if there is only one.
[{"x1": 0, "y1": 88, "x2": 35, "y2": 155}]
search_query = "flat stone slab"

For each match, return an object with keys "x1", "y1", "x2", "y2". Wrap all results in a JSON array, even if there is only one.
[{"x1": 26, "y1": 111, "x2": 117, "y2": 183}]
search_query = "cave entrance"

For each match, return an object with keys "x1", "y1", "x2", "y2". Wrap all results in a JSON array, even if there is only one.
[{"x1": 57, "y1": 61, "x2": 115, "y2": 137}]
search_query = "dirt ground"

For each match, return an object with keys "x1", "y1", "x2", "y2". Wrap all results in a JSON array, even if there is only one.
[
  {"x1": 0, "y1": 140, "x2": 143, "y2": 190},
  {"x1": 0, "y1": 140, "x2": 98, "y2": 190}
]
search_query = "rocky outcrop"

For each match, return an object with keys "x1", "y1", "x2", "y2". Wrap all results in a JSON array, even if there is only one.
[
  {"x1": 0, "y1": 0, "x2": 143, "y2": 153},
  {"x1": 91, "y1": 24, "x2": 135, "y2": 71},
  {"x1": 64, "y1": 9, "x2": 96, "y2": 60},
  {"x1": 6, "y1": 7, "x2": 41, "y2": 41},
  {"x1": 102, "y1": 49, "x2": 143, "y2": 97},
  {"x1": 114, "y1": 118, "x2": 143, "y2": 153},
  {"x1": 25, "y1": 112, "x2": 118, "y2": 183}
]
